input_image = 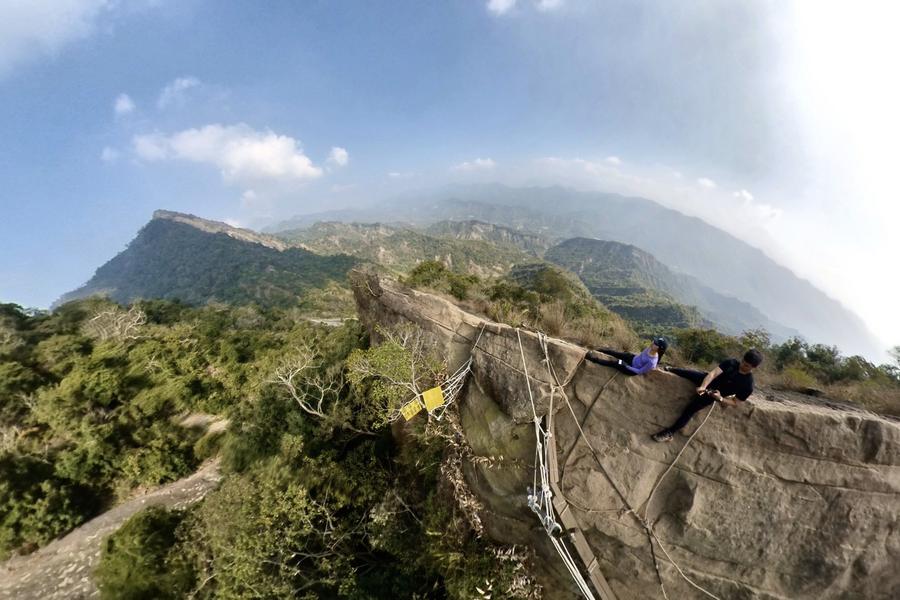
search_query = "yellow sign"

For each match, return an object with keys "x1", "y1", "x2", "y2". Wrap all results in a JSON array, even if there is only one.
[
  {"x1": 422, "y1": 386, "x2": 445, "y2": 412},
  {"x1": 401, "y1": 399, "x2": 423, "y2": 421}
]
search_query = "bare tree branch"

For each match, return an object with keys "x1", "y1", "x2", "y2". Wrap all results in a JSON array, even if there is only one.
[{"x1": 83, "y1": 306, "x2": 147, "y2": 341}]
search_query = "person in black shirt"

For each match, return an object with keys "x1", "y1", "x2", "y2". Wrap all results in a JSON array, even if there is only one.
[{"x1": 652, "y1": 349, "x2": 763, "y2": 442}]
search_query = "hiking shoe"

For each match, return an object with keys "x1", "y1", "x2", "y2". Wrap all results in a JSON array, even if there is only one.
[{"x1": 652, "y1": 431, "x2": 674, "y2": 443}]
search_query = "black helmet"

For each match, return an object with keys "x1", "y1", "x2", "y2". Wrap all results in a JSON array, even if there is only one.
[{"x1": 653, "y1": 337, "x2": 668, "y2": 352}]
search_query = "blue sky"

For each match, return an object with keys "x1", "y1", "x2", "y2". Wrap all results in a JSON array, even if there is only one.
[{"x1": 0, "y1": 1, "x2": 897, "y2": 355}]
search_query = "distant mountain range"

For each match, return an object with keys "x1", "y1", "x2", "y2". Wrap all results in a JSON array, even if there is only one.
[
  {"x1": 269, "y1": 184, "x2": 881, "y2": 358},
  {"x1": 57, "y1": 189, "x2": 883, "y2": 360},
  {"x1": 57, "y1": 211, "x2": 358, "y2": 311},
  {"x1": 545, "y1": 238, "x2": 798, "y2": 339}
]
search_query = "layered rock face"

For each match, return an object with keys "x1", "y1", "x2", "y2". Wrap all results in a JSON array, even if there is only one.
[{"x1": 352, "y1": 272, "x2": 900, "y2": 600}]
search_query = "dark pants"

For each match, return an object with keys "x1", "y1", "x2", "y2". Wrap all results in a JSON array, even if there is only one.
[
  {"x1": 587, "y1": 349, "x2": 637, "y2": 376},
  {"x1": 663, "y1": 393, "x2": 715, "y2": 433},
  {"x1": 666, "y1": 367, "x2": 707, "y2": 386},
  {"x1": 662, "y1": 367, "x2": 713, "y2": 433}
]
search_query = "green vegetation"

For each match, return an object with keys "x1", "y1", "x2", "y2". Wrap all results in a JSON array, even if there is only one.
[
  {"x1": 2, "y1": 292, "x2": 539, "y2": 597},
  {"x1": 88, "y1": 315, "x2": 536, "y2": 598},
  {"x1": 95, "y1": 506, "x2": 193, "y2": 599},
  {"x1": 59, "y1": 219, "x2": 359, "y2": 312},
  {"x1": 0, "y1": 298, "x2": 355, "y2": 559}
]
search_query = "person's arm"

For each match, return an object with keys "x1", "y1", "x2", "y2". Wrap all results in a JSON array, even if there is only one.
[
  {"x1": 721, "y1": 386, "x2": 753, "y2": 407},
  {"x1": 719, "y1": 395, "x2": 739, "y2": 407},
  {"x1": 697, "y1": 367, "x2": 721, "y2": 394}
]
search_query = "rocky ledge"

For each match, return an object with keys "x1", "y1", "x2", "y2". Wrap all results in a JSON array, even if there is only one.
[{"x1": 352, "y1": 271, "x2": 900, "y2": 600}]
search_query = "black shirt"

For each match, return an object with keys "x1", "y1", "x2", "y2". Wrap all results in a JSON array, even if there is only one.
[{"x1": 709, "y1": 359, "x2": 754, "y2": 401}]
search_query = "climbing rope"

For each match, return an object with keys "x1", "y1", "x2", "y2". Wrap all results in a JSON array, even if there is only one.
[
  {"x1": 536, "y1": 332, "x2": 724, "y2": 600},
  {"x1": 430, "y1": 322, "x2": 487, "y2": 420},
  {"x1": 642, "y1": 400, "x2": 717, "y2": 522},
  {"x1": 517, "y1": 329, "x2": 598, "y2": 600}
]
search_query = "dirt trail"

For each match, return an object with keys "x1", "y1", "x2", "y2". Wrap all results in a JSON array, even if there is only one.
[{"x1": 0, "y1": 459, "x2": 222, "y2": 600}]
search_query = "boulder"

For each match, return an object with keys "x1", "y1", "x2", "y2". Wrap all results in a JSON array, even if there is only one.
[{"x1": 352, "y1": 272, "x2": 900, "y2": 600}]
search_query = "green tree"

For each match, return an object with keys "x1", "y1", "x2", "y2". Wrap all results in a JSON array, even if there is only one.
[
  {"x1": 347, "y1": 324, "x2": 445, "y2": 428},
  {"x1": 739, "y1": 328, "x2": 771, "y2": 351},
  {"x1": 674, "y1": 328, "x2": 734, "y2": 366},
  {"x1": 774, "y1": 337, "x2": 808, "y2": 370}
]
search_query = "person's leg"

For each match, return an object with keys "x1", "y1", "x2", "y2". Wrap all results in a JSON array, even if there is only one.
[
  {"x1": 663, "y1": 393, "x2": 715, "y2": 434},
  {"x1": 596, "y1": 349, "x2": 636, "y2": 363},
  {"x1": 666, "y1": 367, "x2": 707, "y2": 386},
  {"x1": 586, "y1": 354, "x2": 637, "y2": 376}
]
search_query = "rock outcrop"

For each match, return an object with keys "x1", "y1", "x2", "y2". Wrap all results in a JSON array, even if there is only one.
[
  {"x1": 153, "y1": 210, "x2": 290, "y2": 251},
  {"x1": 352, "y1": 272, "x2": 900, "y2": 600}
]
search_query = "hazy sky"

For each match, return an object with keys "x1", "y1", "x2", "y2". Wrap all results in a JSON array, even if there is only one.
[{"x1": 0, "y1": 1, "x2": 897, "y2": 356}]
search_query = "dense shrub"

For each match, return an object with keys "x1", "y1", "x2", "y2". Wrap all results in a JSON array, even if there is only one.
[
  {"x1": 0, "y1": 453, "x2": 97, "y2": 559},
  {"x1": 405, "y1": 260, "x2": 479, "y2": 300},
  {"x1": 94, "y1": 506, "x2": 193, "y2": 600}
]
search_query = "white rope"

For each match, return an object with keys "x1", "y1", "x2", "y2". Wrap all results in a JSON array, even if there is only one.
[
  {"x1": 642, "y1": 400, "x2": 716, "y2": 523},
  {"x1": 536, "y1": 332, "x2": 724, "y2": 600},
  {"x1": 517, "y1": 329, "x2": 597, "y2": 600},
  {"x1": 430, "y1": 323, "x2": 487, "y2": 420},
  {"x1": 638, "y1": 400, "x2": 721, "y2": 600}
]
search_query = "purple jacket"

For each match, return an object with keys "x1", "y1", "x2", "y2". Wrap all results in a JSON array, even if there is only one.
[{"x1": 625, "y1": 347, "x2": 659, "y2": 374}]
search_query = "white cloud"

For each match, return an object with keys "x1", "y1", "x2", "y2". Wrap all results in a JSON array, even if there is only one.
[
  {"x1": 487, "y1": 0, "x2": 517, "y2": 16},
  {"x1": 132, "y1": 123, "x2": 324, "y2": 184},
  {"x1": 239, "y1": 190, "x2": 258, "y2": 209},
  {"x1": 0, "y1": 0, "x2": 111, "y2": 76},
  {"x1": 536, "y1": 0, "x2": 564, "y2": 11},
  {"x1": 133, "y1": 134, "x2": 168, "y2": 160},
  {"x1": 114, "y1": 93, "x2": 135, "y2": 116},
  {"x1": 605, "y1": 156, "x2": 622, "y2": 166},
  {"x1": 453, "y1": 157, "x2": 497, "y2": 172},
  {"x1": 528, "y1": 156, "x2": 784, "y2": 244},
  {"x1": 100, "y1": 146, "x2": 119, "y2": 163},
  {"x1": 157, "y1": 76, "x2": 201, "y2": 109},
  {"x1": 733, "y1": 189, "x2": 754, "y2": 203},
  {"x1": 697, "y1": 177, "x2": 717, "y2": 189},
  {"x1": 327, "y1": 146, "x2": 349, "y2": 167}
]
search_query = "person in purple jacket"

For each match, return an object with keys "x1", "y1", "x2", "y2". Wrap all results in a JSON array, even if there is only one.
[{"x1": 586, "y1": 337, "x2": 668, "y2": 376}]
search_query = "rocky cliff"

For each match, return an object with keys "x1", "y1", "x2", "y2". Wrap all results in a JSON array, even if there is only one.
[
  {"x1": 352, "y1": 272, "x2": 900, "y2": 600},
  {"x1": 153, "y1": 210, "x2": 290, "y2": 251}
]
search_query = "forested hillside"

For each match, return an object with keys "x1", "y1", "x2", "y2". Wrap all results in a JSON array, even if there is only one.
[{"x1": 58, "y1": 216, "x2": 358, "y2": 313}]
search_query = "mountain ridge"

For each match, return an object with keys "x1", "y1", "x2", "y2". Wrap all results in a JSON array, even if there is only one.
[
  {"x1": 57, "y1": 216, "x2": 358, "y2": 310},
  {"x1": 269, "y1": 184, "x2": 881, "y2": 358}
]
